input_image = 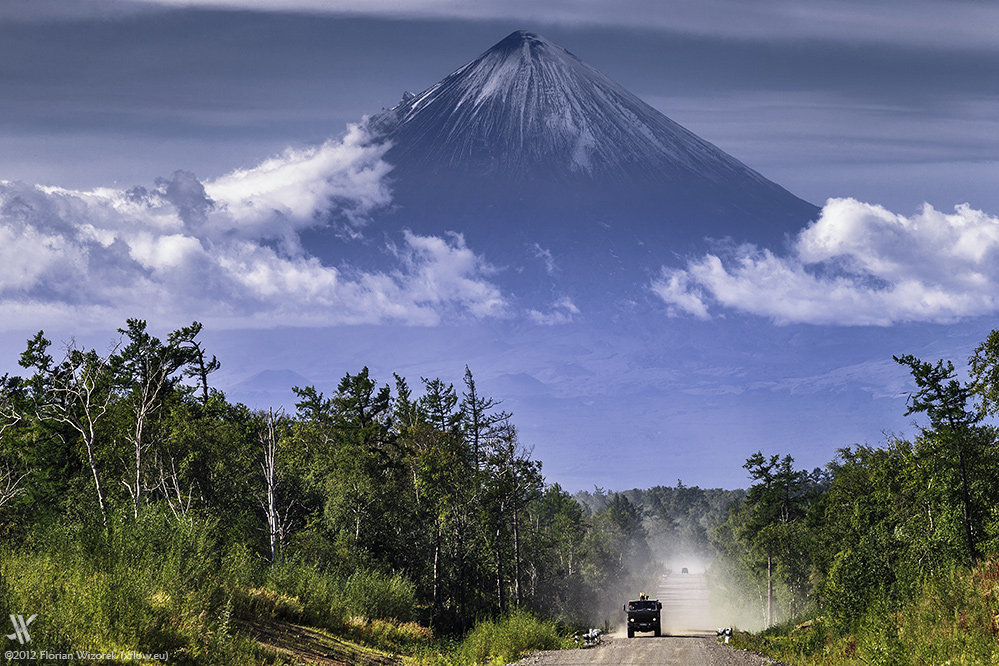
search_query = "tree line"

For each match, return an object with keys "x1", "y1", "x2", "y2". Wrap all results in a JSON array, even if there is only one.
[
  {"x1": 0, "y1": 318, "x2": 659, "y2": 634},
  {"x1": 710, "y1": 328, "x2": 999, "y2": 632},
  {"x1": 13, "y1": 316, "x2": 986, "y2": 643},
  {"x1": 575, "y1": 483, "x2": 744, "y2": 572}
]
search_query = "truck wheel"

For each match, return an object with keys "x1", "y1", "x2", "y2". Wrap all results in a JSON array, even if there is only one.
[
  {"x1": 627, "y1": 627, "x2": 634, "y2": 638},
  {"x1": 654, "y1": 627, "x2": 661, "y2": 637}
]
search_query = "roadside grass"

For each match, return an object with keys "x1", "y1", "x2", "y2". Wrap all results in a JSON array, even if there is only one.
[
  {"x1": 0, "y1": 510, "x2": 427, "y2": 663},
  {"x1": 259, "y1": 560, "x2": 418, "y2": 627},
  {"x1": 0, "y1": 511, "x2": 579, "y2": 665},
  {"x1": 459, "y1": 610, "x2": 562, "y2": 665},
  {"x1": 728, "y1": 616, "x2": 843, "y2": 666},
  {"x1": 728, "y1": 556, "x2": 999, "y2": 666},
  {"x1": 0, "y1": 510, "x2": 248, "y2": 664},
  {"x1": 414, "y1": 609, "x2": 575, "y2": 666}
]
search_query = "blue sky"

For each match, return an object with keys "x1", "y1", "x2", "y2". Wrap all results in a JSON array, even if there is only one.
[{"x1": 1, "y1": 0, "x2": 998, "y2": 489}]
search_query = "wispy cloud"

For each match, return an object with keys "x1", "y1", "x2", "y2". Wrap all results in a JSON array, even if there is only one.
[
  {"x1": 652, "y1": 198, "x2": 999, "y2": 326},
  {"x1": 0, "y1": 125, "x2": 508, "y2": 331},
  {"x1": 527, "y1": 297, "x2": 580, "y2": 325},
  {"x1": 529, "y1": 243, "x2": 557, "y2": 277}
]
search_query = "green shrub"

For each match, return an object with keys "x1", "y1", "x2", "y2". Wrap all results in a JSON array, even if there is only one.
[
  {"x1": 233, "y1": 587, "x2": 305, "y2": 622},
  {"x1": 0, "y1": 509, "x2": 257, "y2": 664},
  {"x1": 342, "y1": 569, "x2": 416, "y2": 622},
  {"x1": 410, "y1": 637, "x2": 462, "y2": 666},
  {"x1": 343, "y1": 617, "x2": 434, "y2": 652},
  {"x1": 459, "y1": 609, "x2": 570, "y2": 665},
  {"x1": 262, "y1": 561, "x2": 348, "y2": 630},
  {"x1": 262, "y1": 562, "x2": 416, "y2": 630},
  {"x1": 855, "y1": 600, "x2": 906, "y2": 666},
  {"x1": 889, "y1": 558, "x2": 999, "y2": 665},
  {"x1": 729, "y1": 557, "x2": 999, "y2": 666},
  {"x1": 0, "y1": 508, "x2": 423, "y2": 664}
]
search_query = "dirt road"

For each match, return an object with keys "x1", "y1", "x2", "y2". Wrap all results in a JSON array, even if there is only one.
[
  {"x1": 515, "y1": 572, "x2": 777, "y2": 666},
  {"x1": 660, "y1": 571, "x2": 715, "y2": 635},
  {"x1": 516, "y1": 634, "x2": 775, "y2": 666}
]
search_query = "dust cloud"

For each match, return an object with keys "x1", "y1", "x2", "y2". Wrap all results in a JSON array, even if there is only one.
[
  {"x1": 657, "y1": 553, "x2": 767, "y2": 634},
  {"x1": 703, "y1": 559, "x2": 767, "y2": 633}
]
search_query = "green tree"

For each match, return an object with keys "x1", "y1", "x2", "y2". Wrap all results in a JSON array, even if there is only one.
[
  {"x1": 159, "y1": 391, "x2": 257, "y2": 529},
  {"x1": 296, "y1": 369, "x2": 400, "y2": 568},
  {"x1": 113, "y1": 319, "x2": 205, "y2": 517},
  {"x1": 813, "y1": 442, "x2": 939, "y2": 629},
  {"x1": 410, "y1": 376, "x2": 468, "y2": 628},
  {"x1": 894, "y1": 353, "x2": 985, "y2": 565},
  {"x1": 740, "y1": 452, "x2": 809, "y2": 626},
  {"x1": 482, "y1": 425, "x2": 542, "y2": 610},
  {"x1": 970, "y1": 328, "x2": 999, "y2": 417},
  {"x1": 525, "y1": 484, "x2": 588, "y2": 616},
  {"x1": 461, "y1": 366, "x2": 510, "y2": 471}
]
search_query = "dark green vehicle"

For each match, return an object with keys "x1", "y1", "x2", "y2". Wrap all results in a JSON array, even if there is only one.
[{"x1": 623, "y1": 594, "x2": 662, "y2": 638}]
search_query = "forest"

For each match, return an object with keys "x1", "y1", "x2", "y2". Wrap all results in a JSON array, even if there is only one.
[
  {"x1": 710, "y1": 329, "x2": 999, "y2": 664},
  {"x1": 0, "y1": 319, "x2": 671, "y2": 664},
  {"x1": 2, "y1": 319, "x2": 999, "y2": 665}
]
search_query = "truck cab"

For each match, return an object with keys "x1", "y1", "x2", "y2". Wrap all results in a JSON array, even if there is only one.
[{"x1": 623, "y1": 594, "x2": 662, "y2": 638}]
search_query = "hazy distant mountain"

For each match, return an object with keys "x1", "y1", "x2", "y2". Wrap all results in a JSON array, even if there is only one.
[{"x1": 315, "y1": 31, "x2": 820, "y2": 307}]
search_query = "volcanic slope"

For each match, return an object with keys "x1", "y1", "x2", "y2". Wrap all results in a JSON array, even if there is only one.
[{"x1": 317, "y1": 31, "x2": 819, "y2": 308}]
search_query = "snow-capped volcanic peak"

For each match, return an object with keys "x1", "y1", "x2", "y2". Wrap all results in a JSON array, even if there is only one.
[
  {"x1": 354, "y1": 30, "x2": 818, "y2": 257},
  {"x1": 416, "y1": 31, "x2": 593, "y2": 127},
  {"x1": 370, "y1": 30, "x2": 767, "y2": 187}
]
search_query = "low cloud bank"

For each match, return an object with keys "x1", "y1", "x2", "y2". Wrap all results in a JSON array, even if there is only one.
[
  {"x1": 652, "y1": 198, "x2": 999, "y2": 326},
  {"x1": 40, "y1": 0, "x2": 996, "y2": 52},
  {"x1": 0, "y1": 125, "x2": 506, "y2": 331}
]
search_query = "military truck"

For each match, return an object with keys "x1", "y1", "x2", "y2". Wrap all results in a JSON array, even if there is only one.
[{"x1": 623, "y1": 593, "x2": 662, "y2": 638}]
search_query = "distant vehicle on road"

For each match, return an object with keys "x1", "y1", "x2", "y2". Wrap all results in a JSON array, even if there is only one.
[
  {"x1": 681, "y1": 567, "x2": 689, "y2": 574},
  {"x1": 623, "y1": 593, "x2": 662, "y2": 638}
]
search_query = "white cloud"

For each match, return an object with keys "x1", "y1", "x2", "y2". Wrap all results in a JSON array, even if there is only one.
[
  {"x1": 649, "y1": 269, "x2": 711, "y2": 321},
  {"x1": 0, "y1": 127, "x2": 509, "y2": 332},
  {"x1": 527, "y1": 297, "x2": 581, "y2": 325},
  {"x1": 390, "y1": 231, "x2": 507, "y2": 320},
  {"x1": 205, "y1": 124, "x2": 393, "y2": 242},
  {"x1": 651, "y1": 198, "x2": 999, "y2": 326}
]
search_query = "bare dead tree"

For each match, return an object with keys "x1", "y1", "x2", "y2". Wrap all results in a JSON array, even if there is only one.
[
  {"x1": 118, "y1": 319, "x2": 195, "y2": 518},
  {"x1": 259, "y1": 408, "x2": 294, "y2": 564},
  {"x1": 153, "y1": 450, "x2": 195, "y2": 519},
  {"x1": 0, "y1": 383, "x2": 26, "y2": 508},
  {"x1": 25, "y1": 337, "x2": 119, "y2": 529},
  {"x1": 0, "y1": 385, "x2": 21, "y2": 436},
  {"x1": 0, "y1": 465, "x2": 27, "y2": 509}
]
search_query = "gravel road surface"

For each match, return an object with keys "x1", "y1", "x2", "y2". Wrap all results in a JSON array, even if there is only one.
[
  {"x1": 515, "y1": 633, "x2": 778, "y2": 666},
  {"x1": 515, "y1": 572, "x2": 779, "y2": 666}
]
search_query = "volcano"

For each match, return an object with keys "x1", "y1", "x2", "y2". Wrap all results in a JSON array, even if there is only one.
[{"x1": 319, "y1": 31, "x2": 819, "y2": 307}]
